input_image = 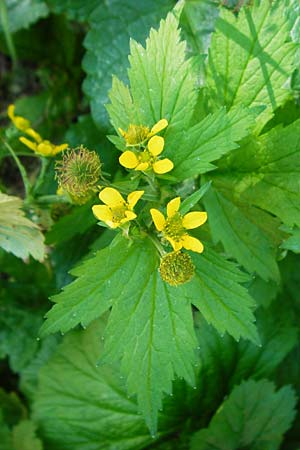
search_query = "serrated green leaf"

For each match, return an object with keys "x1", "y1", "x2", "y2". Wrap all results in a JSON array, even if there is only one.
[
  {"x1": 187, "y1": 248, "x2": 259, "y2": 344},
  {"x1": 190, "y1": 379, "x2": 297, "y2": 450},
  {"x1": 180, "y1": 181, "x2": 211, "y2": 216},
  {"x1": 0, "y1": 193, "x2": 45, "y2": 261},
  {"x1": 83, "y1": 0, "x2": 176, "y2": 128},
  {"x1": 203, "y1": 187, "x2": 280, "y2": 281},
  {"x1": 107, "y1": 12, "x2": 198, "y2": 147},
  {"x1": 213, "y1": 120, "x2": 300, "y2": 228},
  {"x1": 127, "y1": 13, "x2": 197, "y2": 139},
  {"x1": 101, "y1": 261, "x2": 197, "y2": 432},
  {"x1": 0, "y1": 0, "x2": 49, "y2": 33},
  {"x1": 169, "y1": 107, "x2": 256, "y2": 180},
  {"x1": 207, "y1": 0, "x2": 297, "y2": 126},
  {"x1": 40, "y1": 236, "x2": 198, "y2": 432},
  {"x1": 46, "y1": 0, "x2": 99, "y2": 22},
  {"x1": 34, "y1": 318, "x2": 193, "y2": 449}
]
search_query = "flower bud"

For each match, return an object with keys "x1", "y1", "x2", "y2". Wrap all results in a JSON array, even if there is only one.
[
  {"x1": 159, "y1": 251, "x2": 195, "y2": 286},
  {"x1": 55, "y1": 146, "x2": 101, "y2": 205},
  {"x1": 119, "y1": 124, "x2": 150, "y2": 146}
]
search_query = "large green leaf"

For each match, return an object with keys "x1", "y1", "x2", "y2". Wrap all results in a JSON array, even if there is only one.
[
  {"x1": 34, "y1": 318, "x2": 191, "y2": 449},
  {"x1": 190, "y1": 379, "x2": 297, "y2": 450},
  {"x1": 40, "y1": 234, "x2": 261, "y2": 430},
  {"x1": 40, "y1": 235, "x2": 198, "y2": 432},
  {"x1": 213, "y1": 120, "x2": 300, "y2": 228},
  {"x1": 107, "y1": 12, "x2": 198, "y2": 146},
  {"x1": 169, "y1": 106, "x2": 256, "y2": 179},
  {"x1": 188, "y1": 248, "x2": 259, "y2": 344},
  {"x1": 193, "y1": 297, "x2": 298, "y2": 420},
  {"x1": 83, "y1": 0, "x2": 176, "y2": 128},
  {"x1": 206, "y1": 0, "x2": 297, "y2": 126},
  {"x1": 0, "y1": 193, "x2": 45, "y2": 261},
  {"x1": 204, "y1": 187, "x2": 280, "y2": 281}
]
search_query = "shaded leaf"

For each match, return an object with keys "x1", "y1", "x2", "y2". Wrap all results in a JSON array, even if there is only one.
[
  {"x1": 190, "y1": 379, "x2": 297, "y2": 450},
  {"x1": 207, "y1": 0, "x2": 297, "y2": 126}
]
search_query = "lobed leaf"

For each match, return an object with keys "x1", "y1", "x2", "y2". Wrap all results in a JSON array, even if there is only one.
[
  {"x1": 190, "y1": 379, "x2": 297, "y2": 450},
  {"x1": 207, "y1": 0, "x2": 297, "y2": 126},
  {"x1": 213, "y1": 119, "x2": 300, "y2": 228},
  {"x1": 203, "y1": 187, "x2": 280, "y2": 281},
  {"x1": 169, "y1": 106, "x2": 256, "y2": 179},
  {"x1": 187, "y1": 247, "x2": 259, "y2": 344}
]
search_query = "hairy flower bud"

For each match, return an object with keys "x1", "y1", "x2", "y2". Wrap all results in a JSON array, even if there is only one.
[
  {"x1": 55, "y1": 146, "x2": 101, "y2": 205},
  {"x1": 159, "y1": 251, "x2": 195, "y2": 286},
  {"x1": 119, "y1": 124, "x2": 150, "y2": 146}
]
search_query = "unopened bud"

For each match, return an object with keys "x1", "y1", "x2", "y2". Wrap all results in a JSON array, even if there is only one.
[
  {"x1": 120, "y1": 124, "x2": 150, "y2": 146},
  {"x1": 55, "y1": 146, "x2": 101, "y2": 205},
  {"x1": 159, "y1": 251, "x2": 195, "y2": 286}
]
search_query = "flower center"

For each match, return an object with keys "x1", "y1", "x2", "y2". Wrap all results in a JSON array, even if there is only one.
[
  {"x1": 164, "y1": 213, "x2": 185, "y2": 241},
  {"x1": 138, "y1": 150, "x2": 154, "y2": 164},
  {"x1": 111, "y1": 204, "x2": 127, "y2": 222}
]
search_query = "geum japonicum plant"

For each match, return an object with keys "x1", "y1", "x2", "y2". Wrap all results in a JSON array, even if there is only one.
[{"x1": 37, "y1": 0, "x2": 300, "y2": 435}]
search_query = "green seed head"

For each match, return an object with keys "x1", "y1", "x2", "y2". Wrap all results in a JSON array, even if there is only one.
[
  {"x1": 55, "y1": 146, "x2": 101, "y2": 205},
  {"x1": 159, "y1": 251, "x2": 195, "y2": 286}
]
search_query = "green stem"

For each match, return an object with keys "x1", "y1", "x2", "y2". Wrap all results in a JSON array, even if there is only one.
[
  {"x1": 1, "y1": 138, "x2": 31, "y2": 198},
  {"x1": 0, "y1": 0, "x2": 17, "y2": 69},
  {"x1": 34, "y1": 157, "x2": 50, "y2": 194},
  {"x1": 36, "y1": 194, "x2": 68, "y2": 205},
  {"x1": 148, "y1": 234, "x2": 166, "y2": 257}
]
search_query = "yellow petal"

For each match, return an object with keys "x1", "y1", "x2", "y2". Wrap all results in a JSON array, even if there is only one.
[
  {"x1": 37, "y1": 142, "x2": 54, "y2": 156},
  {"x1": 99, "y1": 187, "x2": 125, "y2": 207},
  {"x1": 167, "y1": 197, "x2": 181, "y2": 217},
  {"x1": 7, "y1": 104, "x2": 15, "y2": 120},
  {"x1": 182, "y1": 212, "x2": 208, "y2": 229},
  {"x1": 150, "y1": 119, "x2": 168, "y2": 135},
  {"x1": 8, "y1": 105, "x2": 31, "y2": 131},
  {"x1": 25, "y1": 128, "x2": 42, "y2": 143},
  {"x1": 148, "y1": 136, "x2": 164, "y2": 156},
  {"x1": 152, "y1": 158, "x2": 174, "y2": 174},
  {"x1": 14, "y1": 116, "x2": 31, "y2": 131},
  {"x1": 119, "y1": 151, "x2": 138, "y2": 169},
  {"x1": 125, "y1": 210, "x2": 137, "y2": 220},
  {"x1": 53, "y1": 143, "x2": 68, "y2": 154},
  {"x1": 150, "y1": 208, "x2": 166, "y2": 231},
  {"x1": 92, "y1": 205, "x2": 112, "y2": 222},
  {"x1": 19, "y1": 137, "x2": 37, "y2": 152},
  {"x1": 135, "y1": 162, "x2": 149, "y2": 171},
  {"x1": 182, "y1": 235, "x2": 204, "y2": 253},
  {"x1": 127, "y1": 190, "x2": 144, "y2": 209},
  {"x1": 166, "y1": 236, "x2": 182, "y2": 251}
]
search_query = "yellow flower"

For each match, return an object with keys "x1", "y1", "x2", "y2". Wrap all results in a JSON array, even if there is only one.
[
  {"x1": 150, "y1": 197, "x2": 207, "y2": 253},
  {"x1": 119, "y1": 135, "x2": 173, "y2": 174},
  {"x1": 7, "y1": 104, "x2": 31, "y2": 131},
  {"x1": 119, "y1": 118, "x2": 168, "y2": 147},
  {"x1": 19, "y1": 135, "x2": 68, "y2": 157},
  {"x1": 7, "y1": 104, "x2": 68, "y2": 157},
  {"x1": 92, "y1": 187, "x2": 144, "y2": 229}
]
